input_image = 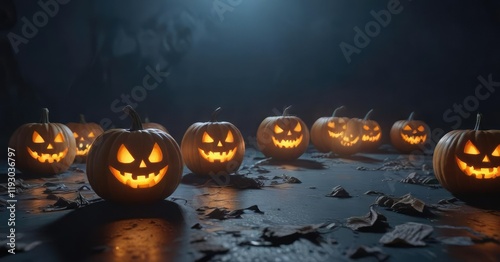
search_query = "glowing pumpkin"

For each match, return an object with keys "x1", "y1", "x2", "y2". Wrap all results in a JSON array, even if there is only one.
[
  {"x1": 390, "y1": 112, "x2": 430, "y2": 153},
  {"x1": 181, "y1": 107, "x2": 245, "y2": 175},
  {"x1": 358, "y1": 109, "x2": 382, "y2": 152},
  {"x1": 310, "y1": 106, "x2": 349, "y2": 153},
  {"x1": 8, "y1": 108, "x2": 76, "y2": 175},
  {"x1": 329, "y1": 118, "x2": 363, "y2": 156},
  {"x1": 256, "y1": 106, "x2": 310, "y2": 160},
  {"x1": 143, "y1": 116, "x2": 169, "y2": 133},
  {"x1": 86, "y1": 105, "x2": 183, "y2": 203},
  {"x1": 66, "y1": 114, "x2": 104, "y2": 162},
  {"x1": 433, "y1": 114, "x2": 500, "y2": 198}
]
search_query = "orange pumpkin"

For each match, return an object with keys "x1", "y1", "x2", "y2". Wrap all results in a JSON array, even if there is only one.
[
  {"x1": 143, "y1": 116, "x2": 169, "y2": 133},
  {"x1": 66, "y1": 114, "x2": 104, "y2": 162},
  {"x1": 390, "y1": 112, "x2": 430, "y2": 153},
  {"x1": 181, "y1": 107, "x2": 245, "y2": 175},
  {"x1": 86, "y1": 105, "x2": 183, "y2": 203},
  {"x1": 329, "y1": 118, "x2": 363, "y2": 156},
  {"x1": 9, "y1": 108, "x2": 76, "y2": 175},
  {"x1": 434, "y1": 114, "x2": 500, "y2": 198},
  {"x1": 358, "y1": 109, "x2": 382, "y2": 152},
  {"x1": 256, "y1": 106, "x2": 310, "y2": 160},
  {"x1": 310, "y1": 106, "x2": 349, "y2": 153}
]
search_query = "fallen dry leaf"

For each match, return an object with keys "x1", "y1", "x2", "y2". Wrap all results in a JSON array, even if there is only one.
[
  {"x1": 379, "y1": 222, "x2": 433, "y2": 247},
  {"x1": 261, "y1": 224, "x2": 323, "y2": 245},
  {"x1": 346, "y1": 245, "x2": 389, "y2": 261},
  {"x1": 326, "y1": 185, "x2": 351, "y2": 198},
  {"x1": 376, "y1": 193, "x2": 434, "y2": 217},
  {"x1": 400, "y1": 172, "x2": 440, "y2": 188},
  {"x1": 346, "y1": 206, "x2": 389, "y2": 232}
]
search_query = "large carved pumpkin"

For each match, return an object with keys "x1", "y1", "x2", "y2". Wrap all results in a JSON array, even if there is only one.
[
  {"x1": 433, "y1": 114, "x2": 500, "y2": 198},
  {"x1": 86, "y1": 106, "x2": 183, "y2": 203},
  {"x1": 310, "y1": 106, "x2": 348, "y2": 153},
  {"x1": 66, "y1": 114, "x2": 104, "y2": 162},
  {"x1": 143, "y1": 116, "x2": 169, "y2": 133},
  {"x1": 9, "y1": 108, "x2": 76, "y2": 175},
  {"x1": 329, "y1": 118, "x2": 363, "y2": 156},
  {"x1": 181, "y1": 107, "x2": 245, "y2": 175},
  {"x1": 390, "y1": 112, "x2": 430, "y2": 153},
  {"x1": 256, "y1": 106, "x2": 310, "y2": 160}
]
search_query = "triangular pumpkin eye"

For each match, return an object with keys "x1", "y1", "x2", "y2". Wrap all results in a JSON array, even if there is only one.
[
  {"x1": 294, "y1": 122, "x2": 302, "y2": 132},
  {"x1": 88, "y1": 132, "x2": 95, "y2": 138},
  {"x1": 148, "y1": 143, "x2": 163, "y2": 163},
  {"x1": 374, "y1": 126, "x2": 380, "y2": 131},
  {"x1": 327, "y1": 122, "x2": 335, "y2": 128},
  {"x1": 117, "y1": 144, "x2": 135, "y2": 163},
  {"x1": 225, "y1": 130, "x2": 234, "y2": 143},
  {"x1": 417, "y1": 126, "x2": 425, "y2": 132},
  {"x1": 464, "y1": 140, "x2": 480, "y2": 155},
  {"x1": 363, "y1": 125, "x2": 370, "y2": 131},
  {"x1": 403, "y1": 125, "x2": 412, "y2": 131},
  {"x1": 274, "y1": 125, "x2": 284, "y2": 134},
  {"x1": 54, "y1": 133, "x2": 64, "y2": 143},
  {"x1": 202, "y1": 132, "x2": 214, "y2": 143},
  {"x1": 492, "y1": 145, "x2": 500, "y2": 157},
  {"x1": 73, "y1": 132, "x2": 79, "y2": 138},
  {"x1": 33, "y1": 131, "x2": 45, "y2": 143}
]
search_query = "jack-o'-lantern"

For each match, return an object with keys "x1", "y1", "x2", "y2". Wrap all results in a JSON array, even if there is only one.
[
  {"x1": 66, "y1": 114, "x2": 104, "y2": 162},
  {"x1": 8, "y1": 108, "x2": 76, "y2": 175},
  {"x1": 358, "y1": 109, "x2": 382, "y2": 152},
  {"x1": 390, "y1": 112, "x2": 430, "y2": 153},
  {"x1": 329, "y1": 118, "x2": 363, "y2": 156},
  {"x1": 434, "y1": 114, "x2": 500, "y2": 198},
  {"x1": 143, "y1": 116, "x2": 169, "y2": 133},
  {"x1": 257, "y1": 106, "x2": 310, "y2": 160},
  {"x1": 181, "y1": 107, "x2": 245, "y2": 175},
  {"x1": 310, "y1": 106, "x2": 349, "y2": 153},
  {"x1": 86, "y1": 105, "x2": 183, "y2": 203}
]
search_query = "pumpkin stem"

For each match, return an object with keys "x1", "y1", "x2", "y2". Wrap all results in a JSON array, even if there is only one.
[
  {"x1": 283, "y1": 105, "x2": 292, "y2": 116},
  {"x1": 331, "y1": 106, "x2": 345, "y2": 117},
  {"x1": 123, "y1": 105, "x2": 143, "y2": 131},
  {"x1": 474, "y1": 113, "x2": 482, "y2": 131},
  {"x1": 40, "y1": 108, "x2": 50, "y2": 123},
  {"x1": 211, "y1": 107, "x2": 222, "y2": 122},
  {"x1": 79, "y1": 114, "x2": 87, "y2": 124},
  {"x1": 407, "y1": 111, "x2": 415, "y2": 121},
  {"x1": 363, "y1": 109, "x2": 374, "y2": 121}
]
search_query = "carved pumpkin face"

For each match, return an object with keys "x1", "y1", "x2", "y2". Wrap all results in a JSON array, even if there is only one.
[
  {"x1": 361, "y1": 122, "x2": 381, "y2": 143},
  {"x1": 86, "y1": 106, "x2": 183, "y2": 203},
  {"x1": 310, "y1": 106, "x2": 348, "y2": 153},
  {"x1": 390, "y1": 112, "x2": 430, "y2": 153},
  {"x1": 8, "y1": 108, "x2": 76, "y2": 175},
  {"x1": 181, "y1": 107, "x2": 245, "y2": 175},
  {"x1": 66, "y1": 115, "x2": 104, "y2": 162},
  {"x1": 329, "y1": 119, "x2": 363, "y2": 156},
  {"x1": 433, "y1": 114, "x2": 500, "y2": 198},
  {"x1": 257, "y1": 107, "x2": 310, "y2": 160}
]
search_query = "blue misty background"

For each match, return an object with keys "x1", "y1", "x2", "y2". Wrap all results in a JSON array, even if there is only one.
[{"x1": 2, "y1": 0, "x2": 500, "y2": 153}]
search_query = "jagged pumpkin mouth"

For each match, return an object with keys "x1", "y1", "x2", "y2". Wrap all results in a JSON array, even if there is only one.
[
  {"x1": 27, "y1": 147, "x2": 68, "y2": 163},
  {"x1": 340, "y1": 136, "x2": 359, "y2": 147},
  {"x1": 400, "y1": 133, "x2": 427, "y2": 144},
  {"x1": 362, "y1": 133, "x2": 381, "y2": 142},
  {"x1": 272, "y1": 135, "x2": 303, "y2": 148},
  {"x1": 328, "y1": 131, "x2": 344, "y2": 139},
  {"x1": 109, "y1": 166, "x2": 168, "y2": 188},
  {"x1": 455, "y1": 157, "x2": 499, "y2": 179},
  {"x1": 198, "y1": 147, "x2": 237, "y2": 163}
]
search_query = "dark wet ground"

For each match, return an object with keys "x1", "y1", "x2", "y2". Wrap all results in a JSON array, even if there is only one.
[{"x1": 1, "y1": 146, "x2": 499, "y2": 261}]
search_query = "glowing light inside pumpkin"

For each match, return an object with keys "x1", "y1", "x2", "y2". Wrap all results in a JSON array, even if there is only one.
[
  {"x1": 27, "y1": 147, "x2": 68, "y2": 163},
  {"x1": 400, "y1": 125, "x2": 427, "y2": 144},
  {"x1": 340, "y1": 134, "x2": 360, "y2": 147},
  {"x1": 272, "y1": 134, "x2": 303, "y2": 148},
  {"x1": 110, "y1": 166, "x2": 168, "y2": 188},
  {"x1": 110, "y1": 143, "x2": 167, "y2": 188},
  {"x1": 198, "y1": 131, "x2": 237, "y2": 162},
  {"x1": 455, "y1": 141, "x2": 500, "y2": 179},
  {"x1": 362, "y1": 125, "x2": 381, "y2": 142}
]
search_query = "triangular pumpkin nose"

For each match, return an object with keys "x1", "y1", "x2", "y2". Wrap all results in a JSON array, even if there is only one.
[
  {"x1": 47, "y1": 144, "x2": 53, "y2": 149},
  {"x1": 217, "y1": 141, "x2": 223, "y2": 147},
  {"x1": 140, "y1": 160, "x2": 147, "y2": 167},
  {"x1": 287, "y1": 131, "x2": 292, "y2": 136},
  {"x1": 482, "y1": 156, "x2": 490, "y2": 162}
]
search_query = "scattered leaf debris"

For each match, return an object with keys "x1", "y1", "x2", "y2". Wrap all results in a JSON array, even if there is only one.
[
  {"x1": 364, "y1": 190, "x2": 385, "y2": 196},
  {"x1": 204, "y1": 205, "x2": 264, "y2": 220},
  {"x1": 346, "y1": 206, "x2": 389, "y2": 232},
  {"x1": 379, "y1": 222, "x2": 433, "y2": 247},
  {"x1": 346, "y1": 245, "x2": 389, "y2": 261},
  {"x1": 376, "y1": 193, "x2": 434, "y2": 217},
  {"x1": 261, "y1": 224, "x2": 324, "y2": 245},
  {"x1": 400, "y1": 172, "x2": 440, "y2": 188},
  {"x1": 326, "y1": 185, "x2": 351, "y2": 198}
]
